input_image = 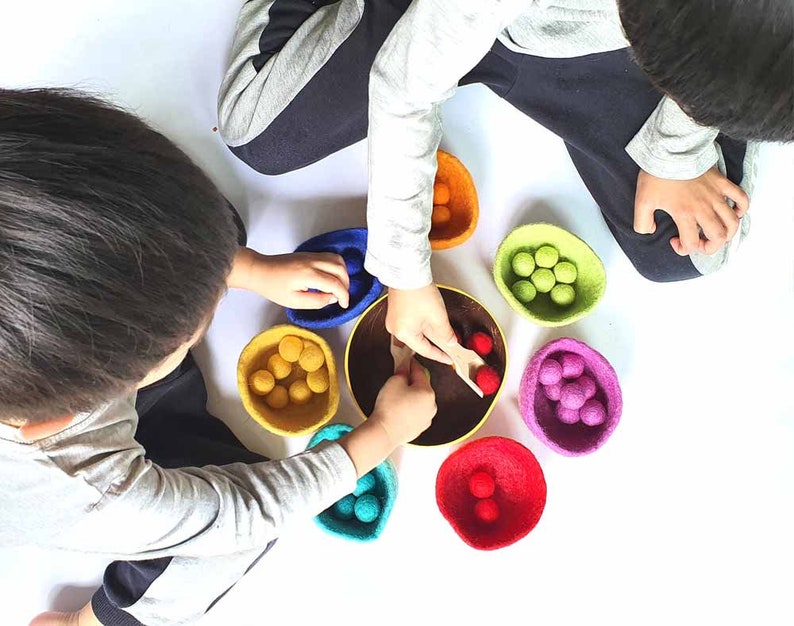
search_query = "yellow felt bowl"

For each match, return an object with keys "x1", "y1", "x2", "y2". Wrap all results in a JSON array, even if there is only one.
[
  {"x1": 494, "y1": 223, "x2": 606, "y2": 327},
  {"x1": 237, "y1": 325, "x2": 339, "y2": 437},
  {"x1": 429, "y1": 150, "x2": 479, "y2": 250}
]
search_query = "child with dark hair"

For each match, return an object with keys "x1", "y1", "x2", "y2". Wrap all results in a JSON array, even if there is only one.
[
  {"x1": 217, "y1": 0, "x2": 792, "y2": 364},
  {"x1": 0, "y1": 88, "x2": 438, "y2": 626}
]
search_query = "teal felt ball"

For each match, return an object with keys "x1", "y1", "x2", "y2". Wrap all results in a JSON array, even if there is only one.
[
  {"x1": 354, "y1": 494, "x2": 381, "y2": 523},
  {"x1": 333, "y1": 494, "x2": 356, "y2": 520},
  {"x1": 550, "y1": 283, "x2": 576, "y2": 307},
  {"x1": 530, "y1": 268, "x2": 556, "y2": 293},
  {"x1": 534, "y1": 245, "x2": 559, "y2": 268},
  {"x1": 512, "y1": 279, "x2": 537, "y2": 304},
  {"x1": 354, "y1": 472, "x2": 377, "y2": 497},
  {"x1": 511, "y1": 251, "x2": 536, "y2": 277},
  {"x1": 553, "y1": 261, "x2": 578, "y2": 284}
]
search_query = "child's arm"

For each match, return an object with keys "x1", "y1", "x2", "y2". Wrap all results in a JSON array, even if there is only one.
[{"x1": 626, "y1": 97, "x2": 750, "y2": 256}]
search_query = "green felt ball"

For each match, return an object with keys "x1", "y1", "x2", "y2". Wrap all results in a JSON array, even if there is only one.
[
  {"x1": 553, "y1": 261, "x2": 578, "y2": 284},
  {"x1": 353, "y1": 472, "x2": 377, "y2": 497},
  {"x1": 530, "y1": 268, "x2": 556, "y2": 293},
  {"x1": 550, "y1": 283, "x2": 576, "y2": 307},
  {"x1": 511, "y1": 280, "x2": 537, "y2": 304},
  {"x1": 333, "y1": 494, "x2": 356, "y2": 520},
  {"x1": 354, "y1": 494, "x2": 381, "y2": 523},
  {"x1": 534, "y1": 245, "x2": 559, "y2": 268},
  {"x1": 511, "y1": 251, "x2": 536, "y2": 277}
]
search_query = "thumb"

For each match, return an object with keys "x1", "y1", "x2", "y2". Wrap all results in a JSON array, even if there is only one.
[{"x1": 633, "y1": 202, "x2": 657, "y2": 235}]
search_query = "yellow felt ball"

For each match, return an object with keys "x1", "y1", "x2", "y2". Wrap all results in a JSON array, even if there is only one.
[
  {"x1": 433, "y1": 181, "x2": 450, "y2": 205},
  {"x1": 431, "y1": 204, "x2": 452, "y2": 227},
  {"x1": 267, "y1": 353, "x2": 292, "y2": 380},
  {"x1": 248, "y1": 369, "x2": 275, "y2": 396},
  {"x1": 299, "y1": 343, "x2": 326, "y2": 372},
  {"x1": 278, "y1": 335, "x2": 303, "y2": 363},
  {"x1": 306, "y1": 367, "x2": 330, "y2": 393},
  {"x1": 288, "y1": 380, "x2": 313, "y2": 405},
  {"x1": 265, "y1": 385, "x2": 289, "y2": 409}
]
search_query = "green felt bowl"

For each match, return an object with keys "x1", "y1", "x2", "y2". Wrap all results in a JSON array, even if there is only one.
[{"x1": 493, "y1": 223, "x2": 606, "y2": 327}]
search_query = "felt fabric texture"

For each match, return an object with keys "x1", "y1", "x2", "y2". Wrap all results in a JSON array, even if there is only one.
[
  {"x1": 307, "y1": 424, "x2": 398, "y2": 542},
  {"x1": 493, "y1": 223, "x2": 606, "y2": 327},
  {"x1": 237, "y1": 325, "x2": 339, "y2": 436},
  {"x1": 435, "y1": 437, "x2": 547, "y2": 551},
  {"x1": 286, "y1": 228, "x2": 384, "y2": 329},
  {"x1": 428, "y1": 150, "x2": 479, "y2": 250},
  {"x1": 519, "y1": 337, "x2": 622, "y2": 456}
]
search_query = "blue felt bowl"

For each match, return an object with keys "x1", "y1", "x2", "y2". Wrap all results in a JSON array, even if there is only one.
[
  {"x1": 286, "y1": 228, "x2": 384, "y2": 329},
  {"x1": 307, "y1": 423, "x2": 398, "y2": 542}
]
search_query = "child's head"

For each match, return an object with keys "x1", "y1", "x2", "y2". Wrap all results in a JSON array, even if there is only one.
[
  {"x1": 618, "y1": 0, "x2": 793, "y2": 142},
  {"x1": 0, "y1": 88, "x2": 239, "y2": 423}
]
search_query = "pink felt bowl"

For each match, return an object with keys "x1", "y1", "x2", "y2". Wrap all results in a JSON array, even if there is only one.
[
  {"x1": 435, "y1": 437, "x2": 547, "y2": 551},
  {"x1": 519, "y1": 337, "x2": 622, "y2": 456}
]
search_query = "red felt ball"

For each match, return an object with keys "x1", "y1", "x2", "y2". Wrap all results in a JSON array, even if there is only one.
[
  {"x1": 466, "y1": 332, "x2": 494, "y2": 357},
  {"x1": 475, "y1": 366, "x2": 501, "y2": 395},
  {"x1": 474, "y1": 498, "x2": 500, "y2": 524},
  {"x1": 468, "y1": 471, "x2": 496, "y2": 499}
]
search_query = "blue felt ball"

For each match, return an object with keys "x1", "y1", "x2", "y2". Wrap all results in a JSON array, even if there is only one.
[
  {"x1": 344, "y1": 250, "x2": 365, "y2": 276},
  {"x1": 354, "y1": 494, "x2": 381, "y2": 523},
  {"x1": 354, "y1": 472, "x2": 377, "y2": 497},
  {"x1": 332, "y1": 495, "x2": 356, "y2": 520}
]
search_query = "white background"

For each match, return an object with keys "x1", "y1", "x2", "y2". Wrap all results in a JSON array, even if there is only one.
[{"x1": 1, "y1": 2, "x2": 792, "y2": 625}]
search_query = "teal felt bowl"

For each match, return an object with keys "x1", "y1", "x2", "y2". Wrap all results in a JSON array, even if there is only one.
[
  {"x1": 307, "y1": 423, "x2": 398, "y2": 542},
  {"x1": 493, "y1": 223, "x2": 606, "y2": 327}
]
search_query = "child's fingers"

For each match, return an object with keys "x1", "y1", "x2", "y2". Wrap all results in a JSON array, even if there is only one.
[
  {"x1": 722, "y1": 180, "x2": 750, "y2": 217},
  {"x1": 291, "y1": 290, "x2": 339, "y2": 309},
  {"x1": 408, "y1": 358, "x2": 432, "y2": 389},
  {"x1": 314, "y1": 254, "x2": 351, "y2": 288},
  {"x1": 305, "y1": 272, "x2": 350, "y2": 308},
  {"x1": 672, "y1": 215, "x2": 700, "y2": 255},
  {"x1": 633, "y1": 202, "x2": 657, "y2": 235},
  {"x1": 401, "y1": 332, "x2": 452, "y2": 365},
  {"x1": 698, "y1": 209, "x2": 731, "y2": 255}
]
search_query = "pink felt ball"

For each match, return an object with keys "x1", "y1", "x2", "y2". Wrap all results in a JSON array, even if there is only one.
[
  {"x1": 538, "y1": 359, "x2": 563, "y2": 386},
  {"x1": 468, "y1": 471, "x2": 496, "y2": 499},
  {"x1": 557, "y1": 406, "x2": 581, "y2": 424},
  {"x1": 561, "y1": 352, "x2": 585, "y2": 379},
  {"x1": 580, "y1": 399, "x2": 607, "y2": 426},
  {"x1": 577, "y1": 374, "x2": 597, "y2": 399},
  {"x1": 560, "y1": 382, "x2": 586, "y2": 410},
  {"x1": 543, "y1": 382, "x2": 562, "y2": 401},
  {"x1": 474, "y1": 498, "x2": 500, "y2": 523}
]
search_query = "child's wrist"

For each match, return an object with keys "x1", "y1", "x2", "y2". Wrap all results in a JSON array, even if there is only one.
[{"x1": 226, "y1": 246, "x2": 259, "y2": 290}]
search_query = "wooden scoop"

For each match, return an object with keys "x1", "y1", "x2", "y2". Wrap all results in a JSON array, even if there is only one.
[{"x1": 439, "y1": 341, "x2": 485, "y2": 399}]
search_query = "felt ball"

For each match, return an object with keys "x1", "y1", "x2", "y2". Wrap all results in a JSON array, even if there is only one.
[
  {"x1": 577, "y1": 374, "x2": 597, "y2": 399},
  {"x1": 354, "y1": 472, "x2": 377, "y2": 497},
  {"x1": 556, "y1": 405, "x2": 581, "y2": 425},
  {"x1": 550, "y1": 283, "x2": 576, "y2": 307},
  {"x1": 466, "y1": 331, "x2": 494, "y2": 357},
  {"x1": 288, "y1": 380, "x2": 313, "y2": 405},
  {"x1": 468, "y1": 471, "x2": 496, "y2": 499},
  {"x1": 265, "y1": 385, "x2": 289, "y2": 409},
  {"x1": 543, "y1": 382, "x2": 563, "y2": 401},
  {"x1": 422, "y1": 366, "x2": 432, "y2": 383},
  {"x1": 560, "y1": 382, "x2": 586, "y2": 410},
  {"x1": 248, "y1": 369, "x2": 275, "y2": 396},
  {"x1": 306, "y1": 367, "x2": 330, "y2": 394},
  {"x1": 431, "y1": 204, "x2": 452, "y2": 227},
  {"x1": 535, "y1": 245, "x2": 559, "y2": 268},
  {"x1": 354, "y1": 494, "x2": 381, "y2": 523},
  {"x1": 580, "y1": 399, "x2": 607, "y2": 426},
  {"x1": 475, "y1": 366, "x2": 501, "y2": 396},
  {"x1": 553, "y1": 261, "x2": 578, "y2": 284},
  {"x1": 278, "y1": 335, "x2": 304, "y2": 363},
  {"x1": 333, "y1": 494, "x2": 356, "y2": 520},
  {"x1": 433, "y1": 181, "x2": 450, "y2": 205},
  {"x1": 267, "y1": 354, "x2": 293, "y2": 380},
  {"x1": 538, "y1": 358, "x2": 563, "y2": 385},
  {"x1": 298, "y1": 343, "x2": 325, "y2": 372},
  {"x1": 474, "y1": 498, "x2": 500, "y2": 524},
  {"x1": 344, "y1": 250, "x2": 365, "y2": 276},
  {"x1": 511, "y1": 280, "x2": 537, "y2": 304},
  {"x1": 561, "y1": 352, "x2": 586, "y2": 379},
  {"x1": 511, "y1": 251, "x2": 536, "y2": 278},
  {"x1": 530, "y1": 268, "x2": 556, "y2": 293}
]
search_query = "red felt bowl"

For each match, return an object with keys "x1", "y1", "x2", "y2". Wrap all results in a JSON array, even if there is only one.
[{"x1": 435, "y1": 437, "x2": 547, "y2": 551}]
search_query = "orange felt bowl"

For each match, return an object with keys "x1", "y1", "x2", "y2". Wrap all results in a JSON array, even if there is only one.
[
  {"x1": 237, "y1": 325, "x2": 339, "y2": 437},
  {"x1": 429, "y1": 150, "x2": 479, "y2": 250}
]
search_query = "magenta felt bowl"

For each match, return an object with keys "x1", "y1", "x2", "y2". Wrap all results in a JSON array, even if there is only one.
[{"x1": 519, "y1": 337, "x2": 622, "y2": 456}]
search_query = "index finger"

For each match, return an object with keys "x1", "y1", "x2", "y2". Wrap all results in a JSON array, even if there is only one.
[{"x1": 305, "y1": 271, "x2": 350, "y2": 309}]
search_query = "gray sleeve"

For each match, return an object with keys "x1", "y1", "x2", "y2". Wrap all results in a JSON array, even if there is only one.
[
  {"x1": 364, "y1": 0, "x2": 525, "y2": 289},
  {"x1": 625, "y1": 96, "x2": 720, "y2": 180}
]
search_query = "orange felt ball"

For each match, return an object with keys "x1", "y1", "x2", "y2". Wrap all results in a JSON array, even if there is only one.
[
  {"x1": 433, "y1": 181, "x2": 450, "y2": 205},
  {"x1": 431, "y1": 204, "x2": 452, "y2": 227}
]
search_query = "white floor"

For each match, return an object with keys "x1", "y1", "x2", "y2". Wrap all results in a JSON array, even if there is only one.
[{"x1": 1, "y1": 2, "x2": 793, "y2": 625}]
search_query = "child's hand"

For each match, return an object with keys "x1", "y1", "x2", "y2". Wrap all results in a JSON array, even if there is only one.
[
  {"x1": 633, "y1": 167, "x2": 749, "y2": 256},
  {"x1": 386, "y1": 285, "x2": 455, "y2": 365},
  {"x1": 229, "y1": 249, "x2": 350, "y2": 309}
]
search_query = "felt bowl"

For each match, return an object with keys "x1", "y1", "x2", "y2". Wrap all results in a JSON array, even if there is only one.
[
  {"x1": 429, "y1": 150, "x2": 479, "y2": 250},
  {"x1": 307, "y1": 423, "x2": 398, "y2": 542},
  {"x1": 494, "y1": 223, "x2": 606, "y2": 327},
  {"x1": 286, "y1": 227, "x2": 384, "y2": 329},
  {"x1": 436, "y1": 436, "x2": 547, "y2": 551},
  {"x1": 237, "y1": 325, "x2": 339, "y2": 437},
  {"x1": 345, "y1": 286, "x2": 508, "y2": 447},
  {"x1": 519, "y1": 337, "x2": 622, "y2": 456}
]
